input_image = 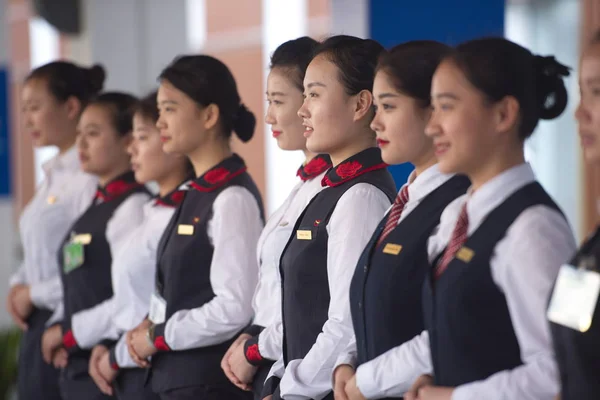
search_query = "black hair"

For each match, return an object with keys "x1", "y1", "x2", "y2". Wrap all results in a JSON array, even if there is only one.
[
  {"x1": 447, "y1": 37, "x2": 570, "y2": 139},
  {"x1": 377, "y1": 40, "x2": 452, "y2": 107},
  {"x1": 135, "y1": 91, "x2": 195, "y2": 175},
  {"x1": 590, "y1": 29, "x2": 600, "y2": 45},
  {"x1": 159, "y1": 55, "x2": 256, "y2": 143},
  {"x1": 270, "y1": 36, "x2": 320, "y2": 91},
  {"x1": 87, "y1": 92, "x2": 138, "y2": 137},
  {"x1": 312, "y1": 35, "x2": 384, "y2": 96},
  {"x1": 26, "y1": 61, "x2": 105, "y2": 108},
  {"x1": 135, "y1": 91, "x2": 159, "y2": 123}
]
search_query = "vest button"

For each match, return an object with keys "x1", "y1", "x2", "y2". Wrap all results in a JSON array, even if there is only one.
[
  {"x1": 358, "y1": 301, "x2": 362, "y2": 309},
  {"x1": 363, "y1": 265, "x2": 367, "y2": 272}
]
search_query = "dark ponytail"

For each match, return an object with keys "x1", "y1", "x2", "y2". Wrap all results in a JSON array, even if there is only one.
[
  {"x1": 159, "y1": 55, "x2": 256, "y2": 143},
  {"x1": 26, "y1": 61, "x2": 106, "y2": 108},
  {"x1": 88, "y1": 92, "x2": 138, "y2": 137},
  {"x1": 447, "y1": 37, "x2": 570, "y2": 139}
]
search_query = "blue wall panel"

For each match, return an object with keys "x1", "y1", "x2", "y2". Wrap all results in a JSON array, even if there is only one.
[
  {"x1": 0, "y1": 67, "x2": 11, "y2": 197},
  {"x1": 369, "y1": 0, "x2": 504, "y2": 187}
]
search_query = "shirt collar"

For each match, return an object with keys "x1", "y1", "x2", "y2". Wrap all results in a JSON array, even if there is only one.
[
  {"x1": 189, "y1": 154, "x2": 247, "y2": 193},
  {"x1": 322, "y1": 147, "x2": 387, "y2": 187},
  {"x1": 154, "y1": 179, "x2": 191, "y2": 207},
  {"x1": 404, "y1": 164, "x2": 454, "y2": 204},
  {"x1": 465, "y1": 163, "x2": 536, "y2": 230},
  {"x1": 297, "y1": 154, "x2": 332, "y2": 182},
  {"x1": 95, "y1": 170, "x2": 142, "y2": 203},
  {"x1": 42, "y1": 146, "x2": 80, "y2": 175}
]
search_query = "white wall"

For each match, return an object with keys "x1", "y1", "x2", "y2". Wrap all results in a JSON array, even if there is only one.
[{"x1": 506, "y1": 0, "x2": 582, "y2": 240}]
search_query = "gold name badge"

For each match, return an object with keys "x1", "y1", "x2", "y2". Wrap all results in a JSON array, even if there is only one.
[
  {"x1": 296, "y1": 230, "x2": 312, "y2": 240},
  {"x1": 456, "y1": 246, "x2": 475, "y2": 263},
  {"x1": 72, "y1": 233, "x2": 92, "y2": 245},
  {"x1": 383, "y1": 243, "x2": 403, "y2": 255},
  {"x1": 47, "y1": 195, "x2": 57, "y2": 205},
  {"x1": 178, "y1": 224, "x2": 195, "y2": 235}
]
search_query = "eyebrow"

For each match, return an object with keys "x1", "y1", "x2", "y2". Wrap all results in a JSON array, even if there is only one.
[
  {"x1": 434, "y1": 92, "x2": 459, "y2": 100},
  {"x1": 83, "y1": 123, "x2": 102, "y2": 130},
  {"x1": 306, "y1": 82, "x2": 326, "y2": 89},
  {"x1": 377, "y1": 93, "x2": 399, "y2": 100},
  {"x1": 584, "y1": 77, "x2": 600, "y2": 85},
  {"x1": 158, "y1": 100, "x2": 178, "y2": 105},
  {"x1": 266, "y1": 91, "x2": 286, "y2": 97}
]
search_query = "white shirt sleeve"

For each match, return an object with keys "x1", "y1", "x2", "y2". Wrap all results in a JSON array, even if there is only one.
[
  {"x1": 70, "y1": 193, "x2": 149, "y2": 348},
  {"x1": 334, "y1": 335, "x2": 358, "y2": 371},
  {"x1": 355, "y1": 330, "x2": 432, "y2": 399},
  {"x1": 29, "y1": 276, "x2": 64, "y2": 310},
  {"x1": 9, "y1": 263, "x2": 27, "y2": 287},
  {"x1": 258, "y1": 320, "x2": 284, "y2": 361},
  {"x1": 46, "y1": 301, "x2": 64, "y2": 327},
  {"x1": 279, "y1": 183, "x2": 391, "y2": 399},
  {"x1": 451, "y1": 206, "x2": 576, "y2": 400},
  {"x1": 162, "y1": 186, "x2": 263, "y2": 350}
]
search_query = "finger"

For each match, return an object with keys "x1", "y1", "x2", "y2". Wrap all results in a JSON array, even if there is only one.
[
  {"x1": 223, "y1": 360, "x2": 242, "y2": 385},
  {"x1": 8, "y1": 300, "x2": 28, "y2": 331},
  {"x1": 42, "y1": 342, "x2": 53, "y2": 364},
  {"x1": 91, "y1": 362, "x2": 113, "y2": 395},
  {"x1": 334, "y1": 386, "x2": 350, "y2": 400}
]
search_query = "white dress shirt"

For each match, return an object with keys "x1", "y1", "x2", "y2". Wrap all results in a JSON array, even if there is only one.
[
  {"x1": 253, "y1": 172, "x2": 327, "y2": 360},
  {"x1": 48, "y1": 191, "x2": 150, "y2": 328},
  {"x1": 267, "y1": 182, "x2": 392, "y2": 399},
  {"x1": 10, "y1": 146, "x2": 97, "y2": 312},
  {"x1": 161, "y1": 185, "x2": 264, "y2": 350},
  {"x1": 355, "y1": 163, "x2": 577, "y2": 400},
  {"x1": 70, "y1": 198, "x2": 174, "y2": 367},
  {"x1": 334, "y1": 164, "x2": 454, "y2": 371}
]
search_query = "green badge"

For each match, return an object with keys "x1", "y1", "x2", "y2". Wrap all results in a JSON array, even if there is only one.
[{"x1": 63, "y1": 242, "x2": 84, "y2": 273}]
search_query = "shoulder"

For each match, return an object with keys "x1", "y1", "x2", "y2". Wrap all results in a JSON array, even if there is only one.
[{"x1": 213, "y1": 186, "x2": 261, "y2": 215}]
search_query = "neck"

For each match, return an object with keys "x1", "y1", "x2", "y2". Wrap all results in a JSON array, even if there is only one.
[
  {"x1": 188, "y1": 140, "x2": 232, "y2": 178},
  {"x1": 302, "y1": 148, "x2": 318, "y2": 164},
  {"x1": 329, "y1": 131, "x2": 376, "y2": 166},
  {"x1": 57, "y1": 137, "x2": 76, "y2": 155},
  {"x1": 412, "y1": 150, "x2": 438, "y2": 177},
  {"x1": 98, "y1": 165, "x2": 130, "y2": 188},
  {"x1": 468, "y1": 145, "x2": 525, "y2": 191},
  {"x1": 157, "y1": 169, "x2": 188, "y2": 197}
]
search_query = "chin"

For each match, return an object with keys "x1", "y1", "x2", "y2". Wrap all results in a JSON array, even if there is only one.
[{"x1": 584, "y1": 149, "x2": 600, "y2": 166}]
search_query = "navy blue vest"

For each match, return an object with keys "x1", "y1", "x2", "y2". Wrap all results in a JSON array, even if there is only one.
[
  {"x1": 150, "y1": 154, "x2": 264, "y2": 393},
  {"x1": 276, "y1": 148, "x2": 395, "y2": 400},
  {"x1": 350, "y1": 175, "x2": 470, "y2": 374},
  {"x1": 550, "y1": 227, "x2": 600, "y2": 400},
  {"x1": 59, "y1": 171, "x2": 147, "y2": 377},
  {"x1": 423, "y1": 182, "x2": 561, "y2": 387}
]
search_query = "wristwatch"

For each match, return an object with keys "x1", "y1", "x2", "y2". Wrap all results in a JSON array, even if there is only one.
[{"x1": 146, "y1": 324, "x2": 157, "y2": 348}]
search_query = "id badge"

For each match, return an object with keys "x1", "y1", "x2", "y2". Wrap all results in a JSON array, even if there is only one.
[
  {"x1": 63, "y1": 242, "x2": 84, "y2": 274},
  {"x1": 547, "y1": 263, "x2": 600, "y2": 332},
  {"x1": 149, "y1": 292, "x2": 167, "y2": 324}
]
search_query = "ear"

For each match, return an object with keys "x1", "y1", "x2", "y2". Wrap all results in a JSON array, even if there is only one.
[
  {"x1": 352, "y1": 89, "x2": 374, "y2": 123},
  {"x1": 202, "y1": 104, "x2": 220, "y2": 131},
  {"x1": 64, "y1": 96, "x2": 82, "y2": 121},
  {"x1": 493, "y1": 96, "x2": 520, "y2": 134}
]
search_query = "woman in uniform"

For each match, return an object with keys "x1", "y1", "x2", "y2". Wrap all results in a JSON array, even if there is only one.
[
  {"x1": 7, "y1": 61, "x2": 104, "y2": 400},
  {"x1": 261, "y1": 35, "x2": 397, "y2": 400},
  {"x1": 126, "y1": 55, "x2": 264, "y2": 400},
  {"x1": 548, "y1": 30, "x2": 600, "y2": 400},
  {"x1": 220, "y1": 37, "x2": 331, "y2": 399},
  {"x1": 52, "y1": 91, "x2": 191, "y2": 400},
  {"x1": 345, "y1": 38, "x2": 577, "y2": 400},
  {"x1": 332, "y1": 40, "x2": 470, "y2": 400},
  {"x1": 40, "y1": 92, "x2": 151, "y2": 400}
]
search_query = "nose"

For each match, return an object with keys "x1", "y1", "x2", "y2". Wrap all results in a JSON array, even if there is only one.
[
  {"x1": 575, "y1": 100, "x2": 591, "y2": 125},
  {"x1": 156, "y1": 115, "x2": 167, "y2": 131},
  {"x1": 76, "y1": 133, "x2": 87, "y2": 149},
  {"x1": 265, "y1": 104, "x2": 276, "y2": 125},
  {"x1": 370, "y1": 109, "x2": 383, "y2": 133},
  {"x1": 425, "y1": 109, "x2": 441, "y2": 139},
  {"x1": 126, "y1": 139, "x2": 137, "y2": 157},
  {"x1": 297, "y1": 98, "x2": 310, "y2": 119}
]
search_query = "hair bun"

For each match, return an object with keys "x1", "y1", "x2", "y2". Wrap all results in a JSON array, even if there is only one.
[
  {"x1": 533, "y1": 55, "x2": 570, "y2": 120},
  {"x1": 233, "y1": 103, "x2": 256, "y2": 143},
  {"x1": 87, "y1": 64, "x2": 106, "y2": 95}
]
